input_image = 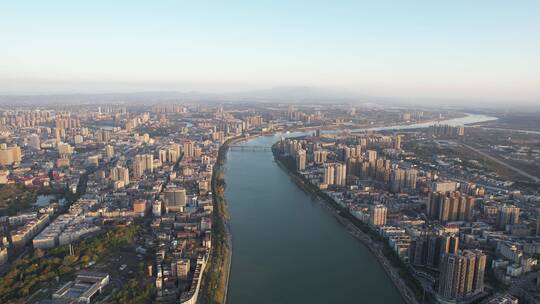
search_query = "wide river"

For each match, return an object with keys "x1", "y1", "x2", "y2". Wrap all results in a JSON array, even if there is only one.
[{"x1": 225, "y1": 113, "x2": 496, "y2": 304}]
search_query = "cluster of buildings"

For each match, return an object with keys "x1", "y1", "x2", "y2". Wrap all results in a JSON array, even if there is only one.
[
  {"x1": 276, "y1": 127, "x2": 538, "y2": 303},
  {"x1": 428, "y1": 124, "x2": 465, "y2": 138},
  {"x1": 0, "y1": 211, "x2": 51, "y2": 260},
  {"x1": 33, "y1": 199, "x2": 100, "y2": 249},
  {"x1": 0, "y1": 105, "x2": 241, "y2": 302},
  {"x1": 0, "y1": 104, "x2": 536, "y2": 303}
]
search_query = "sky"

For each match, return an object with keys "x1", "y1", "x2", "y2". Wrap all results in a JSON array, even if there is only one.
[{"x1": 1, "y1": 0, "x2": 539, "y2": 104}]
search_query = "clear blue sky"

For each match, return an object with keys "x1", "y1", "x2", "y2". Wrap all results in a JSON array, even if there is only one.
[{"x1": 1, "y1": 0, "x2": 539, "y2": 103}]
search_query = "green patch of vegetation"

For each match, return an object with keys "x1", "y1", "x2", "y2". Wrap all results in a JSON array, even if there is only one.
[
  {"x1": 109, "y1": 277, "x2": 155, "y2": 304},
  {"x1": 0, "y1": 184, "x2": 38, "y2": 216},
  {"x1": 0, "y1": 225, "x2": 139, "y2": 303},
  {"x1": 199, "y1": 137, "x2": 239, "y2": 304}
]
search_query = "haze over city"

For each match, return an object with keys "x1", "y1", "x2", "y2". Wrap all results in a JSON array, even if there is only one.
[{"x1": 1, "y1": 1, "x2": 539, "y2": 106}]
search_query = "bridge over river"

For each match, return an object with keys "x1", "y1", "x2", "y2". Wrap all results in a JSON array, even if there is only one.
[{"x1": 228, "y1": 145, "x2": 272, "y2": 151}]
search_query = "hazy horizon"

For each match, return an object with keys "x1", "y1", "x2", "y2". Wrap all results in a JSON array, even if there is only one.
[{"x1": 1, "y1": 1, "x2": 539, "y2": 105}]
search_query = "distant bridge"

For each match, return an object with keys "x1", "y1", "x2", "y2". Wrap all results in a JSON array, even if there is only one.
[{"x1": 228, "y1": 145, "x2": 272, "y2": 151}]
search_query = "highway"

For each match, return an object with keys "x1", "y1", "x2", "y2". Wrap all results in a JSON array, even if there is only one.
[
  {"x1": 461, "y1": 143, "x2": 540, "y2": 183},
  {"x1": 475, "y1": 126, "x2": 540, "y2": 136}
]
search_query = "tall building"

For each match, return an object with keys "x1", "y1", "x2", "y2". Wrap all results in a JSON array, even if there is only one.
[
  {"x1": 133, "y1": 154, "x2": 153, "y2": 178},
  {"x1": 393, "y1": 135, "x2": 401, "y2": 150},
  {"x1": 438, "y1": 250, "x2": 486, "y2": 302},
  {"x1": 104, "y1": 145, "x2": 114, "y2": 158},
  {"x1": 110, "y1": 166, "x2": 130, "y2": 186},
  {"x1": 369, "y1": 204, "x2": 387, "y2": 226},
  {"x1": 96, "y1": 129, "x2": 111, "y2": 143},
  {"x1": 390, "y1": 168, "x2": 405, "y2": 193},
  {"x1": 405, "y1": 169, "x2": 418, "y2": 190},
  {"x1": 410, "y1": 234, "x2": 459, "y2": 268},
  {"x1": 159, "y1": 147, "x2": 180, "y2": 164},
  {"x1": 346, "y1": 157, "x2": 360, "y2": 177},
  {"x1": 429, "y1": 124, "x2": 465, "y2": 138},
  {"x1": 497, "y1": 205, "x2": 520, "y2": 230},
  {"x1": 159, "y1": 149, "x2": 167, "y2": 163},
  {"x1": 340, "y1": 146, "x2": 352, "y2": 161},
  {"x1": 323, "y1": 164, "x2": 335, "y2": 186},
  {"x1": 410, "y1": 237, "x2": 428, "y2": 266},
  {"x1": 0, "y1": 144, "x2": 22, "y2": 165},
  {"x1": 367, "y1": 150, "x2": 378, "y2": 162},
  {"x1": 314, "y1": 150, "x2": 327, "y2": 164},
  {"x1": 427, "y1": 191, "x2": 474, "y2": 223},
  {"x1": 182, "y1": 141, "x2": 195, "y2": 158},
  {"x1": 296, "y1": 149, "x2": 306, "y2": 171},
  {"x1": 334, "y1": 163, "x2": 347, "y2": 186},
  {"x1": 96, "y1": 129, "x2": 111, "y2": 142}
]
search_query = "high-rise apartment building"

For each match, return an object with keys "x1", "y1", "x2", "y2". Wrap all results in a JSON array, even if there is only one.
[
  {"x1": 96, "y1": 129, "x2": 111, "y2": 143},
  {"x1": 0, "y1": 144, "x2": 22, "y2": 165},
  {"x1": 410, "y1": 234, "x2": 459, "y2": 268},
  {"x1": 405, "y1": 169, "x2": 418, "y2": 190},
  {"x1": 393, "y1": 135, "x2": 401, "y2": 150},
  {"x1": 182, "y1": 141, "x2": 195, "y2": 158},
  {"x1": 159, "y1": 149, "x2": 167, "y2": 163},
  {"x1": 497, "y1": 205, "x2": 520, "y2": 230},
  {"x1": 369, "y1": 204, "x2": 387, "y2": 226},
  {"x1": 427, "y1": 191, "x2": 474, "y2": 223},
  {"x1": 110, "y1": 166, "x2": 130, "y2": 186},
  {"x1": 104, "y1": 145, "x2": 114, "y2": 158},
  {"x1": 323, "y1": 164, "x2": 335, "y2": 186},
  {"x1": 296, "y1": 149, "x2": 306, "y2": 171},
  {"x1": 367, "y1": 150, "x2": 378, "y2": 162},
  {"x1": 134, "y1": 154, "x2": 154, "y2": 178},
  {"x1": 390, "y1": 168, "x2": 405, "y2": 193},
  {"x1": 334, "y1": 163, "x2": 347, "y2": 186},
  {"x1": 314, "y1": 150, "x2": 328, "y2": 164},
  {"x1": 438, "y1": 250, "x2": 486, "y2": 301}
]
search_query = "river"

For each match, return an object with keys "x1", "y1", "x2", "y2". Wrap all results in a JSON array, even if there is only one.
[{"x1": 224, "y1": 113, "x2": 496, "y2": 304}]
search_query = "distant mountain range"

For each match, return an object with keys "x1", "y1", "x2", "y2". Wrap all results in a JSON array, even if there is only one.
[
  {"x1": 0, "y1": 86, "x2": 372, "y2": 105},
  {"x1": 0, "y1": 86, "x2": 536, "y2": 111}
]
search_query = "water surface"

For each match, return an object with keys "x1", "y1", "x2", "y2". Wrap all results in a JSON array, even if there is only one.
[
  {"x1": 225, "y1": 113, "x2": 497, "y2": 303},
  {"x1": 225, "y1": 134, "x2": 404, "y2": 304}
]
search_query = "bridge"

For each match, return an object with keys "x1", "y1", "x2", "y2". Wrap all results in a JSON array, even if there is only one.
[{"x1": 228, "y1": 145, "x2": 272, "y2": 151}]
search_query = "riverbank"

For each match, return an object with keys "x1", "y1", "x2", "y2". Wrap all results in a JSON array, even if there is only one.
[
  {"x1": 287, "y1": 112, "x2": 468, "y2": 133},
  {"x1": 272, "y1": 148, "x2": 422, "y2": 304},
  {"x1": 199, "y1": 135, "x2": 253, "y2": 304}
]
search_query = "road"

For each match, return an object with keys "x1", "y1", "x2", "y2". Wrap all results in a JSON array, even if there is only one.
[
  {"x1": 461, "y1": 143, "x2": 540, "y2": 183},
  {"x1": 475, "y1": 126, "x2": 540, "y2": 135}
]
